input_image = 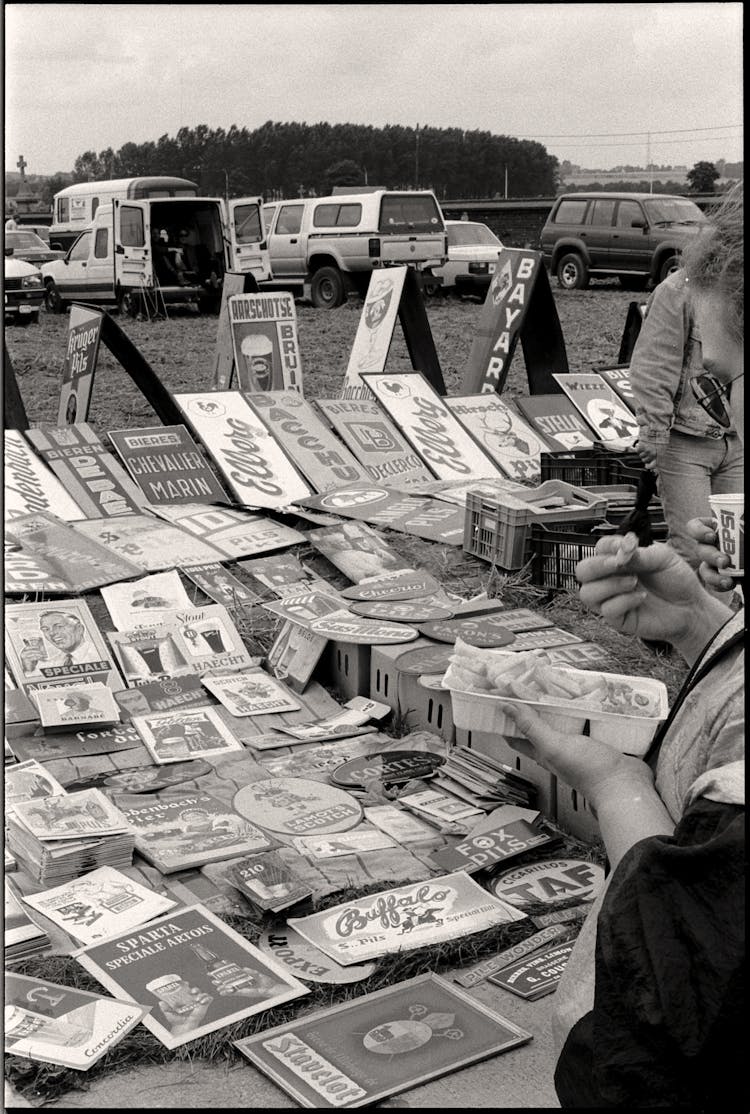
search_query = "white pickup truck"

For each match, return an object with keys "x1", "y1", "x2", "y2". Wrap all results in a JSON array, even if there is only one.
[
  {"x1": 40, "y1": 194, "x2": 269, "y2": 316},
  {"x1": 260, "y1": 189, "x2": 448, "y2": 308}
]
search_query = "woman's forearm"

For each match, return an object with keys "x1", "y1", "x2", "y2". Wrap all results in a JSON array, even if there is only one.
[
  {"x1": 671, "y1": 593, "x2": 735, "y2": 666},
  {"x1": 593, "y1": 773, "x2": 675, "y2": 870}
]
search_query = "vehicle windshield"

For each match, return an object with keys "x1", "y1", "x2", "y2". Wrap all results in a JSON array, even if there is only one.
[
  {"x1": 5, "y1": 232, "x2": 47, "y2": 250},
  {"x1": 447, "y1": 223, "x2": 501, "y2": 247},
  {"x1": 643, "y1": 198, "x2": 706, "y2": 225}
]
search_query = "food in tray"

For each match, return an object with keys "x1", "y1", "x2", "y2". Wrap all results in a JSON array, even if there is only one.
[{"x1": 443, "y1": 639, "x2": 661, "y2": 717}]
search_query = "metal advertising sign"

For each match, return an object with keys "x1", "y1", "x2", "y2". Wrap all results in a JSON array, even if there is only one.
[
  {"x1": 340, "y1": 267, "x2": 407, "y2": 399},
  {"x1": 489, "y1": 857, "x2": 605, "y2": 909},
  {"x1": 596, "y1": 365, "x2": 637, "y2": 412},
  {"x1": 445, "y1": 395, "x2": 550, "y2": 483},
  {"x1": 228, "y1": 292, "x2": 302, "y2": 392},
  {"x1": 361, "y1": 372, "x2": 503, "y2": 481},
  {"x1": 56, "y1": 304, "x2": 104, "y2": 425},
  {"x1": 107, "y1": 424, "x2": 229, "y2": 504},
  {"x1": 299, "y1": 483, "x2": 466, "y2": 546},
  {"x1": 244, "y1": 390, "x2": 369, "y2": 492},
  {"x1": 233, "y1": 777, "x2": 363, "y2": 836},
  {"x1": 515, "y1": 394, "x2": 597, "y2": 452},
  {"x1": 173, "y1": 391, "x2": 312, "y2": 509},
  {"x1": 553, "y1": 373, "x2": 640, "y2": 443},
  {"x1": 4, "y1": 430, "x2": 85, "y2": 522},
  {"x1": 150, "y1": 503, "x2": 305, "y2": 560},
  {"x1": 315, "y1": 397, "x2": 434, "y2": 488},
  {"x1": 309, "y1": 612, "x2": 419, "y2": 646}
]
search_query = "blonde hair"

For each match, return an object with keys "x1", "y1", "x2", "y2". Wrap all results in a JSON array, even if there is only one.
[{"x1": 682, "y1": 183, "x2": 743, "y2": 343}]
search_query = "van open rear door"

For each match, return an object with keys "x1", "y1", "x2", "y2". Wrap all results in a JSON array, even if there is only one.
[
  {"x1": 226, "y1": 197, "x2": 271, "y2": 282},
  {"x1": 114, "y1": 200, "x2": 153, "y2": 295}
]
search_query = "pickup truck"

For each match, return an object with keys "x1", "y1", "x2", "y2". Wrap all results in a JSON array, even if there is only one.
[
  {"x1": 40, "y1": 194, "x2": 269, "y2": 316},
  {"x1": 260, "y1": 189, "x2": 448, "y2": 308}
]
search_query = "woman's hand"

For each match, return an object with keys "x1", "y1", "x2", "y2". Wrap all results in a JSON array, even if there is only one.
[
  {"x1": 635, "y1": 438, "x2": 658, "y2": 469},
  {"x1": 576, "y1": 533, "x2": 733, "y2": 663},
  {"x1": 685, "y1": 516, "x2": 737, "y2": 593}
]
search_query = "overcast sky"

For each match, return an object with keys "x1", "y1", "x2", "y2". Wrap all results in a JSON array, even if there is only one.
[{"x1": 5, "y1": 3, "x2": 743, "y2": 177}]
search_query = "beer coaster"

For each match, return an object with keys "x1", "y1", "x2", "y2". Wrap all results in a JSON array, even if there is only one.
[
  {"x1": 259, "y1": 924, "x2": 377, "y2": 984},
  {"x1": 393, "y1": 644, "x2": 455, "y2": 676},
  {"x1": 330, "y1": 749, "x2": 445, "y2": 790},
  {"x1": 349, "y1": 599, "x2": 455, "y2": 622},
  {"x1": 233, "y1": 776, "x2": 363, "y2": 835},
  {"x1": 309, "y1": 615, "x2": 419, "y2": 645},
  {"x1": 489, "y1": 858, "x2": 605, "y2": 909},
  {"x1": 417, "y1": 615, "x2": 517, "y2": 648},
  {"x1": 340, "y1": 570, "x2": 441, "y2": 601}
]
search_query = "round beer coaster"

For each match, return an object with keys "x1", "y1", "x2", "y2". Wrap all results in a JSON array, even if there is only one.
[
  {"x1": 340, "y1": 570, "x2": 441, "y2": 602},
  {"x1": 349, "y1": 599, "x2": 455, "y2": 622},
  {"x1": 233, "y1": 777, "x2": 363, "y2": 835},
  {"x1": 393, "y1": 644, "x2": 455, "y2": 676},
  {"x1": 489, "y1": 857, "x2": 605, "y2": 909},
  {"x1": 330, "y1": 749, "x2": 446, "y2": 790},
  {"x1": 259, "y1": 924, "x2": 377, "y2": 984},
  {"x1": 417, "y1": 615, "x2": 517, "y2": 648},
  {"x1": 102, "y1": 759, "x2": 213, "y2": 792},
  {"x1": 309, "y1": 615, "x2": 419, "y2": 645}
]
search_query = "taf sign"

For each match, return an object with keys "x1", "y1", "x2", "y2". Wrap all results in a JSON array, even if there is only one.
[
  {"x1": 57, "y1": 304, "x2": 104, "y2": 425},
  {"x1": 462, "y1": 249, "x2": 567, "y2": 396}
]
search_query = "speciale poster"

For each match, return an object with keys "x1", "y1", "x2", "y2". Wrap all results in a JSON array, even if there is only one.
[
  {"x1": 77, "y1": 904, "x2": 309, "y2": 1049},
  {"x1": 234, "y1": 972, "x2": 531, "y2": 1108}
]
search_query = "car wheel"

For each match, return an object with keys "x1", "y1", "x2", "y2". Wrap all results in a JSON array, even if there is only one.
[
  {"x1": 421, "y1": 280, "x2": 443, "y2": 298},
  {"x1": 310, "y1": 266, "x2": 345, "y2": 309},
  {"x1": 44, "y1": 281, "x2": 65, "y2": 314},
  {"x1": 658, "y1": 254, "x2": 681, "y2": 283},
  {"x1": 197, "y1": 295, "x2": 221, "y2": 314},
  {"x1": 556, "y1": 253, "x2": 589, "y2": 290},
  {"x1": 618, "y1": 275, "x2": 649, "y2": 291}
]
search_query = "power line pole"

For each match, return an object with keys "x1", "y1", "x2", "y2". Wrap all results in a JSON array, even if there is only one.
[
  {"x1": 647, "y1": 132, "x2": 653, "y2": 193},
  {"x1": 415, "y1": 124, "x2": 420, "y2": 189}
]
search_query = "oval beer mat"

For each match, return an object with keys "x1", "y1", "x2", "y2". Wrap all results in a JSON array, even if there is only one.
[
  {"x1": 417, "y1": 615, "x2": 517, "y2": 648},
  {"x1": 349, "y1": 599, "x2": 455, "y2": 622},
  {"x1": 233, "y1": 776, "x2": 363, "y2": 835},
  {"x1": 340, "y1": 570, "x2": 441, "y2": 601},
  {"x1": 330, "y1": 750, "x2": 446, "y2": 790},
  {"x1": 393, "y1": 644, "x2": 456, "y2": 676},
  {"x1": 259, "y1": 923, "x2": 377, "y2": 984},
  {"x1": 489, "y1": 858, "x2": 606, "y2": 909},
  {"x1": 309, "y1": 615, "x2": 419, "y2": 645}
]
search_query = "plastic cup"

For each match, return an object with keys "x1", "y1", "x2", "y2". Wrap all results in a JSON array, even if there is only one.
[{"x1": 708, "y1": 493, "x2": 744, "y2": 572}]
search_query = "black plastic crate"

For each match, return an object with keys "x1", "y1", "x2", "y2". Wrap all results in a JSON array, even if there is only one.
[
  {"x1": 540, "y1": 449, "x2": 609, "y2": 487},
  {"x1": 529, "y1": 521, "x2": 600, "y2": 593}
]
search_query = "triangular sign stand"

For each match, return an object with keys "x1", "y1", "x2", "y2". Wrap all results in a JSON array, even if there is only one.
[
  {"x1": 3, "y1": 344, "x2": 30, "y2": 430},
  {"x1": 340, "y1": 265, "x2": 446, "y2": 400},
  {"x1": 617, "y1": 299, "x2": 647, "y2": 364},
  {"x1": 211, "y1": 271, "x2": 260, "y2": 389},
  {"x1": 461, "y1": 247, "x2": 568, "y2": 396}
]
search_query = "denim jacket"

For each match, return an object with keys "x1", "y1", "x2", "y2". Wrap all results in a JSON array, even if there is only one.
[{"x1": 629, "y1": 269, "x2": 734, "y2": 443}]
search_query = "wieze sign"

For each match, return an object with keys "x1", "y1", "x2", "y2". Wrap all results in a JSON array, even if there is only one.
[
  {"x1": 228, "y1": 293, "x2": 302, "y2": 393},
  {"x1": 57, "y1": 305, "x2": 104, "y2": 425}
]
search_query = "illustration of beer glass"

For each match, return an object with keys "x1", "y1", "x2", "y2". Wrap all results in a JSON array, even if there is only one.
[{"x1": 239, "y1": 334, "x2": 275, "y2": 391}]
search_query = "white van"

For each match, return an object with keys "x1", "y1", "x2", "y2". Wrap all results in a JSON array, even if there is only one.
[
  {"x1": 260, "y1": 189, "x2": 448, "y2": 308},
  {"x1": 49, "y1": 177, "x2": 200, "y2": 251},
  {"x1": 40, "y1": 193, "x2": 269, "y2": 316}
]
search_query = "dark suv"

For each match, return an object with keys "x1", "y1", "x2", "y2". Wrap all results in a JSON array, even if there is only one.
[{"x1": 541, "y1": 192, "x2": 707, "y2": 291}]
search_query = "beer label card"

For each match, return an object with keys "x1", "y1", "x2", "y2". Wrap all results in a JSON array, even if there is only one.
[
  {"x1": 515, "y1": 394, "x2": 597, "y2": 452},
  {"x1": 445, "y1": 395, "x2": 550, "y2": 483},
  {"x1": 361, "y1": 372, "x2": 503, "y2": 481},
  {"x1": 267, "y1": 620, "x2": 329, "y2": 693},
  {"x1": 132, "y1": 705, "x2": 244, "y2": 764},
  {"x1": 5, "y1": 972, "x2": 148, "y2": 1071},
  {"x1": 262, "y1": 590, "x2": 344, "y2": 625},
  {"x1": 510, "y1": 627, "x2": 583, "y2": 651},
  {"x1": 487, "y1": 939, "x2": 577, "y2": 999},
  {"x1": 5, "y1": 598, "x2": 123, "y2": 693},
  {"x1": 4, "y1": 429, "x2": 85, "y2": 523},
  {"x1": 316, "y1": 397, "x2": 433, "y2": 488},
  {"x1": 107, "y1": 424, "x2": 229, "y2": 504},
  {"x1": 288, "y1": 874, "x2": 525, "y2": 967},
  {"x1": 454, "y1": 924, "x2": 570, "y2": 989},
  {"x1": 234, "y1": 972, "x2": 531, "y2": 1108},
  {"x1": 306, "y1": 522, "x2": 411, "y2": 583},
  {"x1": 174, "y1": 391, "x2": 311, "y2": 509},
  {"x1": 101, "y1": 570, "x2": 193, "y2": 631},
  {"x1": 10, "y1": 789, "x2": 128, "y2": 842},
  {"x1": 201, "y1": 669, "x2": 301, "y2": 717},
  {"x1": 363, "y1": 804, "x2": 439, "y2": 844},
  {"x1": 20, "y1": 865, "x2": 177, "y2": 948},
  {"x1": 553, "y1": 373, "x2": 639, "y2": 444},
  {"x1": 5, "y1": 512, "x2": 142, "y2": 591},
  {"x1": 25, "y1": 423, "x2": 148, "y2": 519},
  {"x1": 77, "y1": 904, "x2": 309, "y2": 1050},
  {"x1": 181, "y1": 562, "x2": 262, "y2": 609},
  {"x1": 34, "y1": 682, "x2": 121, "y2": 730},
  {"x1": 340, "y1": 266, "x2": 407, "y2": 399},
  {"x1": 150, "y1": 503, "x2": 305, "y2": 561},
  {"x1": 292, "y1": 829, "x2": 397, "y2": 859},
  {"x1": 244, "y1": 391, "x2": 369, "y2": 492},
  {"x1": 156, "y1": 603, "x2": 256, "y2": 675},
  {"x1": 229, "y1": 291, "x2": 303, "y2": 392},
  {"x1": 73, "y1": 515, "x2": 225, "y2": 572},
  {"x1": 430, "y1": 818, "x2": 555, "y2": 874},
  {"x1": 5, "y1": 759, "x2": 67, "y2": 807},
  {"x1": 229, "y1": 852, "x2": 312, "y2": 912}
]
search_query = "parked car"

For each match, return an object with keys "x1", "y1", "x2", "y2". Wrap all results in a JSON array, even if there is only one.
[
  {"x1": 4, "y1": 230, "x2": 65, "y2": 266},
  {"x1": 425, "y1": 220, "x2": 503, "y2": 295},
  {"x1": 4, "y1": 253, "x2": 44, "y2": 324},
  {"x1": 15, "y1": 223, "x2": 53, "y2": 244},
  {"x1": 540, "y1": 192, "x2": 707, "y2": 290}
]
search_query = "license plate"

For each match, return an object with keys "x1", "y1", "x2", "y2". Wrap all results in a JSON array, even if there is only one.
[
  {"x1": 19, "y1": 305, "x2": 32, "y2": 314},
  {"x1": 488, "y1": 263, "x2": 496, "y2": 272}
]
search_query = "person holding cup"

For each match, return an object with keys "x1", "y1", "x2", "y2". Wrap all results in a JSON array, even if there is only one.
[{"x1": 502, "y1": 185, "x2": 744, "y2": 1109}]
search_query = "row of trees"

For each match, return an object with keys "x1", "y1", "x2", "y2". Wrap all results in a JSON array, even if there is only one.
[{"x1": 62, "y1": 121, "x2": 559, "y2": 200}]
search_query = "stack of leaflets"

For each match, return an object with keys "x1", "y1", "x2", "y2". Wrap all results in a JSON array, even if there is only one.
[
  {"x1": 5, "y1": 879, "x2": 50, "y2": 964},
  {"x1": 111, "y1": 790, "x2": 275, "y2": 874},
  {"x1": 6, "y1": 790, "x2": 135, "y2": 886},
  {"x1": 432, "y1": 746, "x2": 537, "y2": 810}
]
